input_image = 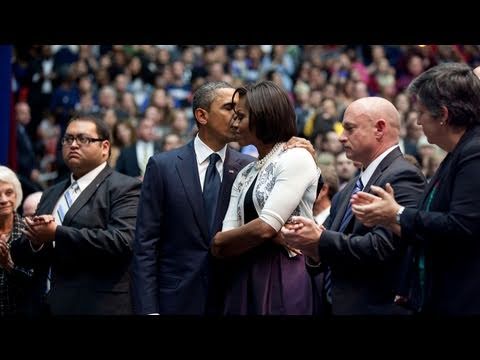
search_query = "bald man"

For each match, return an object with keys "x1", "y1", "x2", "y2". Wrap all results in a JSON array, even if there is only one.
[
  {"x1": 282, "y1": 97, "x2": 426, "y2": 315},
  {"x1": 474, "y1": 65, "x2": 480, "y2": 79},
  {"x1": 22, "y1": 191, "x2": 43, "y2": 217}
]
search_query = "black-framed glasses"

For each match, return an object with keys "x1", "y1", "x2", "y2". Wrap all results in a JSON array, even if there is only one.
[{"x1": 61, "y1": 134, "x2": 105, "y2": 146}]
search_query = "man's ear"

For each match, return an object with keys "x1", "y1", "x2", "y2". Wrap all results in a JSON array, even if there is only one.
[
  {"x1": 439, "y1": 105, "x2": 449, "y2": 125},
  {"x1": 195, "y1": 108, "x2": 208, "y2": 126},
  {"x1": 320, "y1": 184, "x2": 329, "y2": 197},
  {"x1": 375, "y1": 119, "x2": 386, "y2": 139}
]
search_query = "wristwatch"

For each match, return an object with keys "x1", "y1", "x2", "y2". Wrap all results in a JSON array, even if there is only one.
[{"x1": 396, "y1": 206, "x2": 405, "y2": 224}]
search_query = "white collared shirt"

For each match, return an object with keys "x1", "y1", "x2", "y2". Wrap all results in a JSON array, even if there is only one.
[
  {"x1": 53, "y1": 161, "x2": 108, "y2": 223},
  {"x1": 314, "y1": 206, "x2": 331, "y2": 226},
  {"x1": 194, "y1": 135, "x2": 227, "y2": 191},
  {"x1": 136, "y1": 140, "x2": 154, "y2": 174},
  {"x1": 359, "y1": 145, "x2": 399, "y2": 188}
]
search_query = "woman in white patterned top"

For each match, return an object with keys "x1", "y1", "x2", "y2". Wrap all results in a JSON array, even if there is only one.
[{"x1": 211, "y1": 81, "x2": 319, "y2": 315}]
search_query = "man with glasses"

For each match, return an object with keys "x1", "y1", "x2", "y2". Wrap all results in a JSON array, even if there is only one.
[{"x1": 11, "y1": 115, "x2": 141, "y2": 315}]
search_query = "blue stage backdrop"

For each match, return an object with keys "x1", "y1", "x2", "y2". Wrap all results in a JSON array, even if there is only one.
[{"x1": 0, "y1": 45, "x2": 12, "y2": 166}]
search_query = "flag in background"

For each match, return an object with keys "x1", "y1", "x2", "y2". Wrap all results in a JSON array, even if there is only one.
[{"x1": 0, "y1": 45, "x2": 14, "y2": 167}]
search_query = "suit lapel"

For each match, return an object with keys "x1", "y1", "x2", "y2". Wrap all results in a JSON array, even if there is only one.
[
  {"x1": 62, "y1": 166, "x2": 113, "y2": 226},
  {"x1": 363, "y1": 147, "x2": 402, "y2": 192},
  {"x1": 333, "y1": 147, "x2": 403, "y2": 231},
  {"x1": 42, "y1": 180, "x2": 71, "y2": 214},
  {"x1": 331, "y1": 177, "x2": 357, "y2": 231},
  {"x1": 176, "y1": 141, "x2": 210, "y2": 241}
]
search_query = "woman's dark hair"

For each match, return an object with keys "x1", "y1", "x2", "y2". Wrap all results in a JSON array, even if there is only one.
[
  {"x1": 407, "y1": 62, "x2": 480, "y2": 128},
  {"x1": 233, "y1": 81, "x2": 296, "y2": 144}
]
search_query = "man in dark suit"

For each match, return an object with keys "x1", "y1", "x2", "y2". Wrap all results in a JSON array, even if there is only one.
[
  {"x1": 16, "y1": 102, "x2": 44, "y2": 197},
  {"x1": 11, "y1": 115, "x2": 141, "y2": 315},
  {"x1": 282, "y1": 96, "x2": 426, "y2": 315},
  {"x1": 115, "y1": 116, "x2": 162, "y2": 179},
  {"x1": 131, "y1": 81, "x2": 255, "y2": 315}
]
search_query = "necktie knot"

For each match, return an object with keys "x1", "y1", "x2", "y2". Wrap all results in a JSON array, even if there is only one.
[
  {"x1": 56, "y1": 181, "x2": 80, "y2": 225},
  {"x1": 71, "y1": 181, "x2": 80, "y2": 194},
  {"x1": 354, "y1": 177, "x2": 363, "y2": 194},
  {"x1": 209, "y1": 153, "x2": 221, "y2": 167}
]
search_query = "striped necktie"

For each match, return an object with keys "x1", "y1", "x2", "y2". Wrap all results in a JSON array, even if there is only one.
[
  {"x1": 56, "y1": 181, "x2": 80, "y2": 224},
  {"x1": 47, "y1": 181, "x2": 80, "y2": 293}
]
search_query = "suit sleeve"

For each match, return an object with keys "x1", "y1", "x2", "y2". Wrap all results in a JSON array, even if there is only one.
[
  {"x1": 10, "y1": 192, "x2": 53, "y2": 270},
  {"x1": 402, "y1": 143, "x2": 480, "y2": 244},
  {"x1": 131, "y1": 158, "x2": 164, "y2": 314},
  {"x1": 53, "y1": 176, "x2": 141, "y2": 262},
  {"x1": 319, "y1": 166, "x2": 425, "y2": 267},
  {"x1": 115, "y1": 149, "x2": 127, "y2": 175},
  {"x1": 17, "y1": 129, "x2": 37, "y2": 177}
]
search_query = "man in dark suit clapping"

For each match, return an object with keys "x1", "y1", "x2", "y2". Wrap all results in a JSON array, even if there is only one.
[
  {"x1": 11, "y1": 115, "x2": 141, "y2": 315},
  {"x1": 282, "y1": 97, "x2": 426, "y2": 315}
]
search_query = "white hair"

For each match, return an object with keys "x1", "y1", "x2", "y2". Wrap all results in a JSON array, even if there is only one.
[{"x1": 0, "y1": 165, "x2": 23, "y2": 211}]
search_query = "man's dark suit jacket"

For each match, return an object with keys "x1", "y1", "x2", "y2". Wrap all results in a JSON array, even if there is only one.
[
  {"x1": 309, "y1": 147, "x2": 426, "y2": 315},
  {"x1": 115, "y1": 142, "x2": 162, "y2": 178},
  {"x1": 11, "y1": 165, "x2": 141, "y2": 315},
  {"x1": 132, "y1": 141, "x2": 254, "y2": 314},
  {"x1": 17, "y1": 124, "x2": 43, "y2": 196},
  {"x1": 400, "y1": 125, "x2": 480, "y2": 315}
]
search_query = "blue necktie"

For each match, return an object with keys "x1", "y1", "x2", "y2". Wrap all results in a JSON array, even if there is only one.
[
  {"x1": 203, "y1": 153, "x2": 221, "y2": 237},
  {"x1": 324, "y1": 176, "x2": 363, "y2": 304},
  {"x1": 47, "y1": 181, "x2": 80, "y2": 294},
  {"x1": 56, "y1": 181, "x2": 80, "y2": 224}
]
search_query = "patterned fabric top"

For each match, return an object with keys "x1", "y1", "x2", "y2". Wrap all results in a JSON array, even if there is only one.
[
  {"x1": 0, "y1": 213, "x2": 33, "y2": 316},
  {"x1": 222, "y1": 145, "x2": 319, "y2": 232}
]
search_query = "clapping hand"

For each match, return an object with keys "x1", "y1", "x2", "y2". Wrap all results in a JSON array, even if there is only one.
[
  {"x1": 0, "y1": 234, "x2": 13, "y2": 271},
  {"x1": 23, "y1": 214, "x2": 57, "y2": 246},
  {"x1": 351, "y1": 183, "x2": 399, "y2": 227}
]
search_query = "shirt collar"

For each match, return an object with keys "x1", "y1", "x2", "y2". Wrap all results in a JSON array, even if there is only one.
[
  {"x1": 360, "y1": 145, "x2": 399, "y2": 187},
  {"x1": 194, "y1": 135, "x2": 227, "y2": 165},
  {"x1": 70, "y1": 162, "x2": 107, "y2": 192}
]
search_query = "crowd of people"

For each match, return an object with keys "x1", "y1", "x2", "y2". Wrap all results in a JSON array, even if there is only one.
[
  {"x1": 13, "y1": 45, "x2": 477, "y2": 198},
  {"x1": 2, "y1": 45, "x2": 480, "y2": 316}
]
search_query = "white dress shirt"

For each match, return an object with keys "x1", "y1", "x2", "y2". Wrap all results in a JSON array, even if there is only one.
[{"x1": 194, "y1": 135, "x2": 227, "y2": 191}]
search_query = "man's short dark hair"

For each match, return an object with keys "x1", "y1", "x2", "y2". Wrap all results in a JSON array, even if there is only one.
[
  {"x1": 192, "y1": 81, "x2": 233, "y2": 125},
  {"x1": 67, "y1": 114, "x2": 112, "y2": 143},
  {"x1": 67, "y1": 114, "x2": 112, "y2": 157}
]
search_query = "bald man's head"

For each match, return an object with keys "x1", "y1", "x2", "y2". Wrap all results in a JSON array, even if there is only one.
[
  {"x1": 340, "y1": 96, "x2": 401, "y2": 166},
  {"x1": 22, "y1": 191, "x2": 42, "y2": 217},
  {"x1": 474, "y1": 66, "x2": 480, "y2": 79},
  {"x1": 350, "y1": 96, "x2": 401, "y2": 131}
]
